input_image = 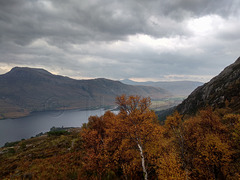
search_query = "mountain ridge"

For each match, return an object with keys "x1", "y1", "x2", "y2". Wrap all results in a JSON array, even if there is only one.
[
  {"x1": 0, "y1": 67, "x2": 171, "y2": 119},
  {"x1": 176, "y1": 56, "x2": 240, "y2": 115},
  {"x1": 121, "y1": 79, "x2": 203, "y2": 96}
]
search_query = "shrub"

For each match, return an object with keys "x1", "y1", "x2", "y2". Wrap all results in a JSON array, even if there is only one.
[{"x1": 47, "y1": 130, "x2": 70, "y2": 137}]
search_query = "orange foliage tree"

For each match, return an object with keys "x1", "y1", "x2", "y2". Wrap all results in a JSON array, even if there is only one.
[
  {"x1": 115, "y1": 95, "x2": 162, "y2": 180},
  {"x1": 80, "y1": 95, "x2": 163, "y2": 179},
  {"x1": 80, "y1": 111, "x2": 117, "y2": 178},
  {"x1": 183, "y1": 108, "x2": 233, "y2": 179},
  {"x1": 161, "y1": 112, "x2": 188, "y2": 179}
]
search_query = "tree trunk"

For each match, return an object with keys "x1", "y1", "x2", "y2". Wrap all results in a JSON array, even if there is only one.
[{"x1": 137, "y1": 143, "x2": 148, "y2": 180}]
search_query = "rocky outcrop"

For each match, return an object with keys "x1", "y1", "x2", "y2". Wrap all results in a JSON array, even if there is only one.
[{"x1": 177, "y1": 57, "x2": 240, "y2": 115}]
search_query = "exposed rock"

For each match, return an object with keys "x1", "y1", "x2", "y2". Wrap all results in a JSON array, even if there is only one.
[{"x1": 176, "y1": 57, "x2": 240, "y2": 115}]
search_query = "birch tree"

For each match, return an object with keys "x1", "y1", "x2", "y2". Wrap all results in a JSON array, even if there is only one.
[{"x1": 115, "y1": 95, "x2": 159, "y2": 180}]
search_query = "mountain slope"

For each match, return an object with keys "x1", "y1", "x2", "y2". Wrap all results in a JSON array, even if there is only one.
[
  {"x1": 177, "y1": 57, "x2": 240, "y2": 115},
  {"x1": 121, "y1": 79, "x2": 203, "y2": 96},
  {"x1": 0, "y1": 67, "x2": 171, "y2": 119}
]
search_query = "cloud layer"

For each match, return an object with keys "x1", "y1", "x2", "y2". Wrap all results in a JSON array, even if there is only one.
[{"x1": 0, "y1": 0, "x2": 240, "y2": 82}]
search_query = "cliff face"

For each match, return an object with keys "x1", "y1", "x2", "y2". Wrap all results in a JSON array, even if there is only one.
[{"x1": 177, "y1": 57, "x2": 240, "y2": 115}]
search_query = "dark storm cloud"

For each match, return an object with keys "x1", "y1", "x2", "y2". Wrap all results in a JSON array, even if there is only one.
[
  {"x1": 1, "y1": 0, "x2": 238, "y2": 44},
  {"x1": 0, "y1": 0, "x2": 185, "y2": 46},
  {"x1": 0, "y1": 0, "x2": 239, "y2": 82}
]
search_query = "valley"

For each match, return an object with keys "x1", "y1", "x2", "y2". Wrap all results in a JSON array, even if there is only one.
[
  {"x1": 1, "y1": 57, "x2": 240, "y2": 179},
  {"x1": 0, "y1": 67, "x2": 199, "y2": 120},
  {"x1": 1, "y1": 0, "x2": 239, "y2": 179}
]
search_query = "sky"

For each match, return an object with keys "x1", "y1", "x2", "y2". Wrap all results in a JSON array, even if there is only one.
[{"x1": 0, "y1": 0, "x2": 240, "y2": 82}]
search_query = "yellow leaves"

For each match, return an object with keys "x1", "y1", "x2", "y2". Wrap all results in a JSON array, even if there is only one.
[
  {"x1": 79, "y1": 95, "x2": 164, "y2": 179},
  {"x1": 223, "y1": 113, "x2": 240, "y2": 126},
  {"x1": 165, "y1": 111, "x2": 182, "y2": 132},
  {"x1": 81, "y1": 96, "x2": 240, "y2": 179},
  {"x1": 233, "y1": 122, "x2": 240, "y2": 143},
  {"x1": 181, "y1": 108, "x2": 237, "y2": 179},
  {"x1": 3, "y1": 97, "x2": 240, "y2": 179},
  {"x1": 116, "y1": 94, "x2": 151, "y2": 117},
  {"x1": 197, "y1": 134, "x2": 232, "y2": 165},
  {"x1": 156, "y1": 149, "x2": 186, "y2": 180}
]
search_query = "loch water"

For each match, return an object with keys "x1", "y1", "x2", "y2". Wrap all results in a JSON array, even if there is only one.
[{"x1": 0, "y1": 108, "x2": 109, "y2": 147}]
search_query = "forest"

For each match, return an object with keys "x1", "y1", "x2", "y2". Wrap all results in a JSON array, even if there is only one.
[{"x1": 0, "y1": 95, "x2": 240, "y2": 179}]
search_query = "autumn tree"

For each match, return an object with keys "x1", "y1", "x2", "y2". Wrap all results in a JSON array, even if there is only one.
[
  {"x1": 222, "y1": 114, "x2": 240, "y2": 178},
  {"x1": 161, "y1": 112, "x2": 188, "y2": 179},
  {"x1": 80, "y1": 95, "x2": 163, "y2": 179},
  {"x1": 115, "y1": 95, "x2": 161, "y2": 180},
  {"x1": 183, "y1": 108, "x2": 232, "y2": 179},
  {"x1": 80, "y1": 111, "x2": 117, "y2": 179}
]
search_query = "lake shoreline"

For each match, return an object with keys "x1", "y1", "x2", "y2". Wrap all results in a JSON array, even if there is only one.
[
  {"x1": 0, "y1": 108, "x2": 117, "y2": 147},
  {"x1": 0, "y1": 105, "x2": 117, "y2": 121}
]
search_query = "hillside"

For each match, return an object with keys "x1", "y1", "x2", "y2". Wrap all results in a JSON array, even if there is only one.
[
  {"x1": 177, "y1": 57, "x2": 240, "y2": 115},
  {"x1": 121, "y1": 79, "x2": 203, "y2": 96},
  {"x1": 0, "y1": 67, "x2": 171, "y2": 119},
  {"x1": 1, "y1": 95, "x2": 240, "y2": 179}
]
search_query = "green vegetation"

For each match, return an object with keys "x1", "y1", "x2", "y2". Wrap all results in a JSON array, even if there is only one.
[
  {"x1": 4, "y1": 141, "x2": 20, "y2": 148},
  {"x1": 47, "y1": 130, "x2": 70, "y2": 136},
  {"x1": 151, "y1": 97, "x2": 185, "y2": 111}
]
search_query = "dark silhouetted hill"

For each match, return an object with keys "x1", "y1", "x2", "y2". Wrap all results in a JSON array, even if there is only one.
[{"x1": 0, "y1": 67, "x2": 171, "y2": 119}]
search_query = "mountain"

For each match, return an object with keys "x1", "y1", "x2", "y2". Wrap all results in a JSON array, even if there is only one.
[
  {"x1": 0, "y1": 67, "x2": 171, "y2": 119},
  {"x1": 177, "y1": 57, "x2": 240, "y2": 115},
  {"x1": 121, "y1": 79, "x2": 203, "y2": 96}
]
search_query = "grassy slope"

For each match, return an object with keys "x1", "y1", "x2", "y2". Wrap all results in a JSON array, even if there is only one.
[{"x1": 0, "y1": 128, "x2": 83, "y2": 179}]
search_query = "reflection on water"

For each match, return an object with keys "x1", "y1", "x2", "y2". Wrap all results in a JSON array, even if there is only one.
[{"x1": 0, "y1": 108, "x2": 108, "y2": 147}]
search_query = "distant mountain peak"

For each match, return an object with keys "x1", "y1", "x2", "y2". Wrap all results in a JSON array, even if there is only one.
[
  {"x1": 120, "y1": 79, "x2": 203, "y2": 96},
  {"x1": 235, "y1": 56, "x2": 240, "y2": 63},
  {"x1": 0, "y1": 67, "x2": 65, "y2": 85},
  {"x1": 0, "y1": 67, "x2": 171, "y2": 119},
  {"x1": 9, "y1": 67, "x2": 53, "y2": 76}
]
